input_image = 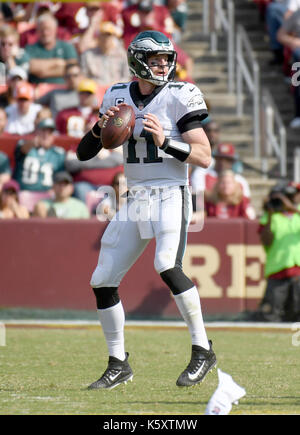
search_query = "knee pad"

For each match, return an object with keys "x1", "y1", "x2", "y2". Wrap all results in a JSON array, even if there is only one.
[
  {"x1": 154, "y1": 248, "x2": 177, "y2": 274},
  {"x1": 92, "y1": 287, "x2": 120, "y2": 309},
  {"x1": 90, "y1": 251, "x2": 118, "y2": 287},
  {"x1": 160, "y1": 267, "x2": 194, "y2": 295},
  {"x1": 90, "y1": 265, "x2": 110, "y2": 288}
]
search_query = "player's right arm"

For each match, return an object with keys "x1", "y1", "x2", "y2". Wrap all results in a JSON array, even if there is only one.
[
  {"x1": 76, "y1": 80, "x2": 122, "y2": 162},
  {"x1": 76, "y1": 120, "x2": 103, "y2": 161}
]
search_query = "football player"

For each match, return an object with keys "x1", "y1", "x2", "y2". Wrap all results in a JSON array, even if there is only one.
[{"x1": 77, "y1": 30, "x2": 217, "y2": 390}]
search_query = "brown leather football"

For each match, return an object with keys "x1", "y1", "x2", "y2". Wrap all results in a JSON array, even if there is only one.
[{"x1": 101, "y1": 104, "x2": 135, "y2": 149}]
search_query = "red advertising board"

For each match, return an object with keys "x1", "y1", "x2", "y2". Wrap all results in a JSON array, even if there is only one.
[{"x1": 0, "y1": 219, "x2": 265, "y2": 317}]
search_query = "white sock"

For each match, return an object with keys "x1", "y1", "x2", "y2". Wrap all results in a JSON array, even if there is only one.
[
  {"x1": 97, "y1": 301, "x2": 126, "y2": 361},
  {"x1": 174, "y1": 286, "x2": 210, "y2": 350}
]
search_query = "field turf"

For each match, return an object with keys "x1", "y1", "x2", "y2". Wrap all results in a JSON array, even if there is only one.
[{"x1": 0, "y1": 325, "x2": 299, "y2": 415}]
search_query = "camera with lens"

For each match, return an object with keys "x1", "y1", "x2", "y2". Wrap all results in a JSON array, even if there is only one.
[{"x1": 265, "y1": 182, "x2": 297, "y2": 212}]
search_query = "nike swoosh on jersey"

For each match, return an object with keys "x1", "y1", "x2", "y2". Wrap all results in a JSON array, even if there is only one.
[
  {"x1": 189, "y1": 87, "x2": 195, "y2": 92},
  {"x1": 187, "y1": 362, "x2": 205, "y2": 381}
]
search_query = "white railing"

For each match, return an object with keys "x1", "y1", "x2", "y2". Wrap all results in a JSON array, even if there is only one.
[
  {"x1": 261, "y1": 88, "x2": 287, "y2": 177},
  {"x1": 294, "y1": 148, "x2": 300, "y2": 182},
  {"x1": 201, "y1": 1, "x2": 287, "y2": 177},
  {"x1": 203, "y1": 0, "x2": 235, "y2": 93},
  {"x1": 236, "y1": 24, "x2": 260, "y2": 159}
]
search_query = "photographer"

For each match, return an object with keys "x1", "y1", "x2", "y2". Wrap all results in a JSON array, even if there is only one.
[{"x1": 256, "y1": 182, "x2": 300, "y2": 322}]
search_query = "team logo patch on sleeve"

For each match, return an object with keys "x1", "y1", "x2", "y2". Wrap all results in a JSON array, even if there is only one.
[
  {"x1": 187, "y1": 94, "x2": 204, "y2": 108},
  {"x1": 115, "y1": 97, "x2": 125, "y2": 105}
]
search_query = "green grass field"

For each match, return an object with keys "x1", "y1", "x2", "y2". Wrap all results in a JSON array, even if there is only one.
[{"x1": 0, "y1": 325, "x2": 299, "y2": 415}]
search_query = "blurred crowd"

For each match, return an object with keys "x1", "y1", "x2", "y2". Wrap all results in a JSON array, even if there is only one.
[
  {"x1": 0, "y1": 0, "x2": 198, "y2": 219},
  {"x1": 0, "y1": 0, "x2": 295, "y2": 227},
  {"x1": 255, "y1": 0, "x2": 300, "y2": 127}
]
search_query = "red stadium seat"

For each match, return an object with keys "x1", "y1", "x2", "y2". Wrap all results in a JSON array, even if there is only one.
[
  {"x1": 0, "y1": 134, "x2": 28, "y2": 168},
  {"x1": 0, "y1": 134, "x2": 80, "y2": 168}
]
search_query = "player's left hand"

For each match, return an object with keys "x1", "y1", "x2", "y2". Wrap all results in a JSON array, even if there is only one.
[{"x1": 143, "y1": 113, "x2": 165, "y2": 148}]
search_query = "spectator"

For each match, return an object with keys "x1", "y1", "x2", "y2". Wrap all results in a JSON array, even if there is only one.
[
  {"x1": 53, "y1": 2, "x2": 84, "y2": 37},
  {"x1": 55, "y1": 79, "x2": 99, "y2": 138},
  {"x1": 277, "y1": 6, "x2": 300, "y2": 63},
  {"x1": 19, "y1": 4, "x2": 72, "y2": 48},
  {"x1": 189, "y1": 119, "x2": 220, "y2": 198},
  {"x1": 0, "y1": 150, "x2": 11, "y2": 193},
  {"x1": 33, "y1": 170, "x2": 89, "y2": 219},
  {"x1": 0, "y1": 24, "x2": 30, "y2": 74},
  {"x1": 277, "y1": 5, "x2": 300, "y2": 127},
  {"x1": 290, "y1": 181, "x2": 300, "y2": 208},
  {"x1": 204, "y1": 120, "x2": 221, "y2": 151},
  {"x1": 13, "y1": 117, "x2": 65, "y2": 191},
  {"x1": 34, "y1": 106, "x2": 53, "y2": 130},
  {"x1": 36, "y1": 62, "x2": 83, "y2": 119},
  {"x1": 122, "y1": 0, "x2": 174, "y2": 48},
  {"x1": 203, "y1": 120, "x2": 243, "y2": 174},
  {"x1": 204, "y1": 170, "x2": 256, "y2": 219},
  {"x1": 165, "y1": 0, "x2": 188, "y2": 43},
  {"x1": 0, "y1": 66, "x2": 28, "y2": 108},
  {"x1": 0, "y1": 179, "x2": 29, "y2": 219},
  {"x1": 255, "y1": 182, "x2": 300, "y2": 321},
  {"x1": 77, "y1": 1, "x2": 124, "y2": 53},
  {"x1": 191, "y1": 143, "x2": 250, "y2": 198},
  {"x1": 5, "y1": 80, "x2": 42, "y2": 135},
  {"x1": 80, "y1": 21, "x2": 130, "y2": 86},
  {"x1": 265, "y1": 0, "x2": 289, "y2": 65},
  {"x1": 0, "y1": 107, "x2": 8, "y2": 135},
  {"x1": 65, "y1": 146, "x2": 123, "y2": 203},
  {"x1": 0, "y1": 3, "x2": 13, "y2": 24},
  {"x1": 25, "y1": 13, "x2": 78, "y2": 84}
]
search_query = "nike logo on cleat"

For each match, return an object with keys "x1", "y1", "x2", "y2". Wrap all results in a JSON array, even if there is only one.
[
  {"x1": 108, "y1": 371, "x2": 121, "y2": 382},
  {"x1": 187, "y1": 362, "x2": 205, "y2": 381}
]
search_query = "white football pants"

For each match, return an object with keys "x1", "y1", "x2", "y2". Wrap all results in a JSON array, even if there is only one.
[{"x1": 90, "y1": 185, "x2": 192, "y2": 288}]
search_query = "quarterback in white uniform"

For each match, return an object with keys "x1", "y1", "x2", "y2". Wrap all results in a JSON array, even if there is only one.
[{"x1": 77, "y1": 30, "x2": 217, "y2": 390}]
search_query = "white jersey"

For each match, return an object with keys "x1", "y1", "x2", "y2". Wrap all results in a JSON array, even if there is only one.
[{"x1": 99, "y1": 81, "x2": 208, "y2": 188}]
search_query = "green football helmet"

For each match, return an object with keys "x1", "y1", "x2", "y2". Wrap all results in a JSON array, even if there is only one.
[{"x1": 127, "y1": 31, "x2": 177, "y2": 86}]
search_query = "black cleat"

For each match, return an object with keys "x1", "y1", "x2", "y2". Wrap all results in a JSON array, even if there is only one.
[
  {"x1": 88, "y1": 352, "x2": 133, "y2": 390},
  {"x1": 176, "y1": 340, "x2": 217, "y2": 387}
]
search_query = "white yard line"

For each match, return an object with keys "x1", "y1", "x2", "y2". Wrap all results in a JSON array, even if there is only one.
[{"x1": 1, "y1": 319, "x2": 295, "y2": 330}]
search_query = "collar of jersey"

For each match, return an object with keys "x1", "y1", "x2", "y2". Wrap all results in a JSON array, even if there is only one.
[{"x1": 129, "y1": 81, "x2": 168, "y2": 110}]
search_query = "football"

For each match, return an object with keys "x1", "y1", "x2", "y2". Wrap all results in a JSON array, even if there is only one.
[{"x1": 101, "y1": 104, "x2": 135, "y2": 149}]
